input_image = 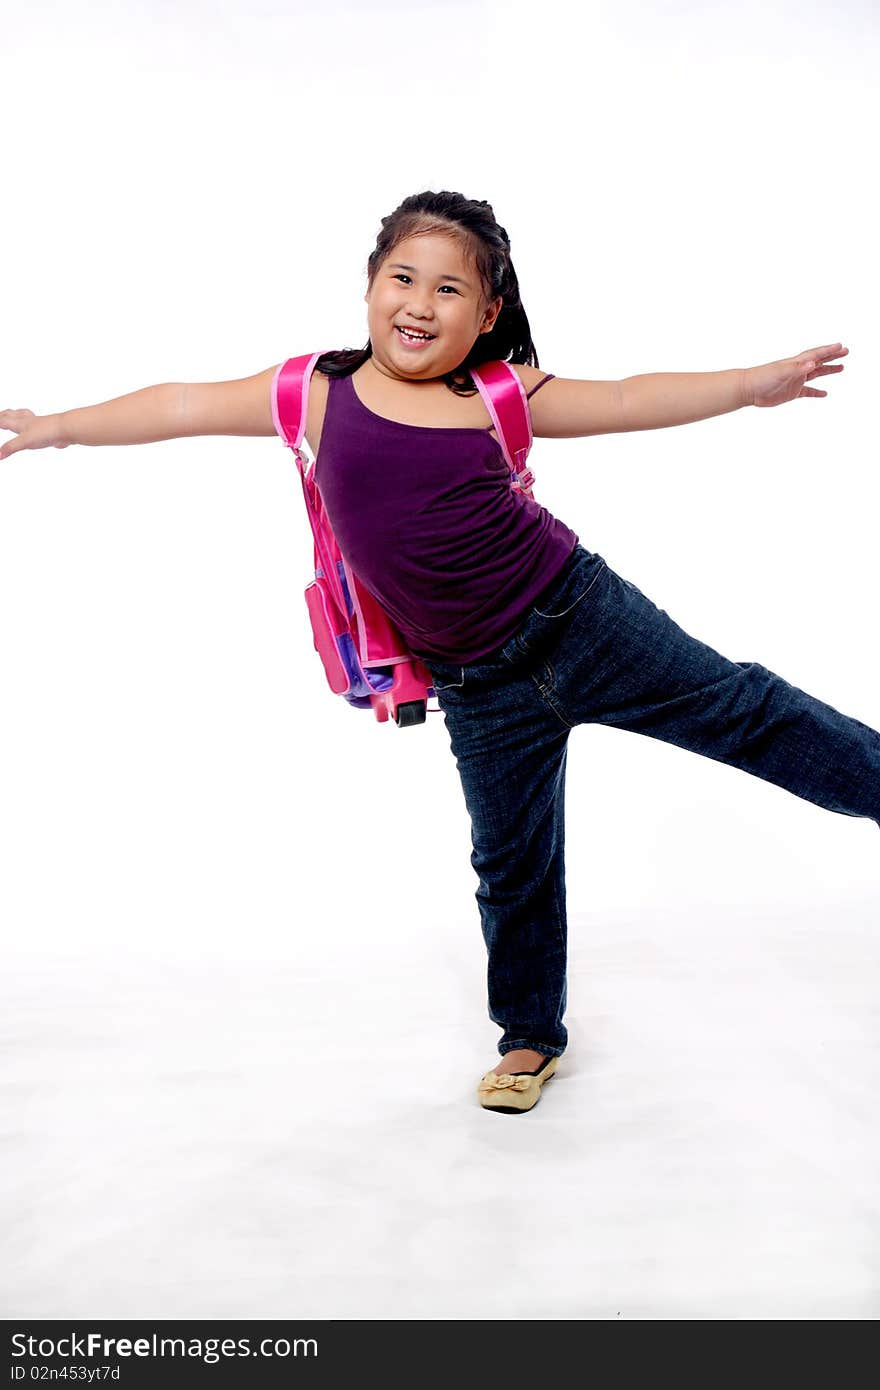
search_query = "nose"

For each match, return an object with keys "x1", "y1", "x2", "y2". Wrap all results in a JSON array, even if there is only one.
[{"x1": 404, "y1": 293, "x2": 435, "y2": 321}]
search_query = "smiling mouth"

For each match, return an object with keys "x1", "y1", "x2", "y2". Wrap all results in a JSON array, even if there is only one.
[{"x1": 395, "y1": 326, "x2": 435, "y2": 344}]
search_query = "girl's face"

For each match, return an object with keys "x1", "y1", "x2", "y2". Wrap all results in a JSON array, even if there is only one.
[{"x1": 364, "y1": 232, "x2": 502, "y2": 381}]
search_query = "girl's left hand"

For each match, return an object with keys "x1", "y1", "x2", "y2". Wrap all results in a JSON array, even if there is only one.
[{"x1": 745, "y1": 343, "x2": 848, "y2": 408}]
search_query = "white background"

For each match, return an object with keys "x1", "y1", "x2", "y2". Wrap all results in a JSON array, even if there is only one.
[{"x1": 1, "y1": 0, "x2": 878, "y2": 1320}]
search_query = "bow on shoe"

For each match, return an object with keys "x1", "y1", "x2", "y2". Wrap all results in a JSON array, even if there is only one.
[{"x1": 479, "y1": 1072, "x2": 533, "y2": 1092}]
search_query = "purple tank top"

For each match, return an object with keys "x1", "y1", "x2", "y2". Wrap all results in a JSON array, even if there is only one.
[{"x1": 314, "y1": 369, "x2": 579, "y2": 663}]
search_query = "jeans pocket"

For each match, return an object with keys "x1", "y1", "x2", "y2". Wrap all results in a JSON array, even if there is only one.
[
  {"x1": 531, "y1": 560, "x2": 608, "y2": 620},
  {"x1": 427, "y1": 664, "x2": 466, "y2": 692}
]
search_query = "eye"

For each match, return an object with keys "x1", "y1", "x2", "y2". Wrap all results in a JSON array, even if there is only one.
[{"x1": 392, "y1": 273, "x2": 459, "y2": 294}]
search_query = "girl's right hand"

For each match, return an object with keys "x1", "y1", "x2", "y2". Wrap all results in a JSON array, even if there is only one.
[{"x1": 0, "y1": 409, "x2": 69, "y2": 462}]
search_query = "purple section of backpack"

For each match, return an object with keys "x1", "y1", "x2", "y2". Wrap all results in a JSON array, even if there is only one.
[{"x1": 271, "y1": 353, "x2": 536, "y2": 728}]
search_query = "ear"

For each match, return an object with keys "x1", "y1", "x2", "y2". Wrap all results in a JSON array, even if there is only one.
[{"x1": 481, "y1": 294, "x2": 503, "y2": 334}]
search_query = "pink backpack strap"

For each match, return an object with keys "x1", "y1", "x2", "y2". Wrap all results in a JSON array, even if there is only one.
[
  {"x1": 469, "y1": 360, "x2": 536, "y2": 497},
  {"x1": 272, "y1": 350, "x2": 348, "y2": 629},
  {"x1": 272, "y1": 351, "x2": 330, "y2": 453}
]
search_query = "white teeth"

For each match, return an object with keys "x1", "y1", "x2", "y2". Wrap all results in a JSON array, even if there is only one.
[{"x1": 398, "y1": 327, "x2": 433, "y2": 341}]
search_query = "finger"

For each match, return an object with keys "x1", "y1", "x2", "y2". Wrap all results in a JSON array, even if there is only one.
[{"x1": 802, "y1": 357, "x2": 841, "y2": 375}]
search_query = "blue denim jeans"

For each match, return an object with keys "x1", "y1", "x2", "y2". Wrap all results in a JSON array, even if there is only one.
[{"x1": 424, "y1": 543, "x2": 880, "y2": 1060}]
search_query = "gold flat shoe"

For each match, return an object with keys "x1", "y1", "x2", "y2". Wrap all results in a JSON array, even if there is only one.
[{"x1": 477, "y1": 1054, "x2": 559, "y2": 1113}]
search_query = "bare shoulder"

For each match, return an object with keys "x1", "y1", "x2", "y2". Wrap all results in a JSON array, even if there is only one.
[
  {"x1": 506, "y1": 363, "x2": 552, "y2": 391},
  {"x1": 483, "y1": 360, "x2": 628, "y2": 439},
  {"x1": 514, "y1": 366, "x2": 628, "y2": 440}
]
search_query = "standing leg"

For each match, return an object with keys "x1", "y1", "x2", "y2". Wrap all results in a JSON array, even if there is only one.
[{"x1": 427, "y1": 658, "x2": 572, "y2": 1058}]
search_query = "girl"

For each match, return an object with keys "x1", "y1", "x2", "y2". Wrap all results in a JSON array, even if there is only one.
[{"x1": 1, "y1": 190, "x2": 869, "y2": 1116}]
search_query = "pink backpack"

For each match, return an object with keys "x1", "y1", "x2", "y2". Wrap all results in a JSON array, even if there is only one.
[{"x1": 272, "y1": 352, "x2": 538, "y2": 727}]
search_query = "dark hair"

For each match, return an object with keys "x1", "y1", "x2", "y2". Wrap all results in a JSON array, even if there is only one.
[{"x1": 315, "y1": 190, "x2": 539, "y2": 397}]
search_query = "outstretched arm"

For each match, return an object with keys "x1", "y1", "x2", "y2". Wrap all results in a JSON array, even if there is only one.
[
  {"x1": 621, "y1": 343, "x2": 847, "y2": 429},
  {"x1": 0, "y1": 363, "x2": 282, "y2": 460},
  {"x1": 524, "y1": 344, "x2": 847, "y2": 439}
]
